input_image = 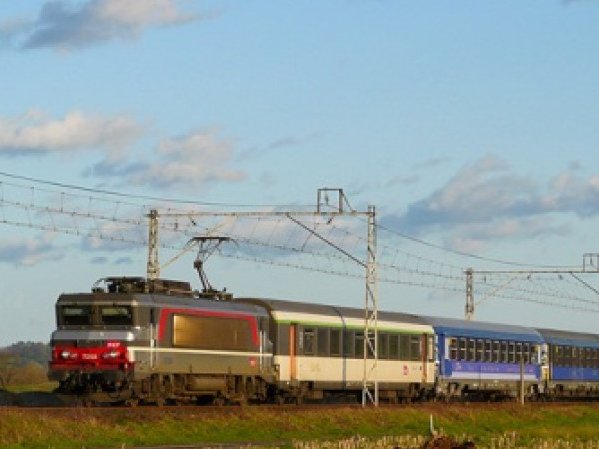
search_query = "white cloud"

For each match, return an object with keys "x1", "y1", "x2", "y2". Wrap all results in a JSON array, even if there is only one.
[
  {"x1": 91, "y1": 128, "x2": 246, "y2": 190},
  {"x1": 0, "y1": 234, "x2": 64, "y2": 266},
  {"x1": 0, "y1": 110, "x2": 142, "y2": 156},
  {"x1": 2, "y1": 0, "x2": 202, "y2": 51},
  {"x1": 96, "y1": 0, "x2": 193, "y2": 27},
  {"x1": 381, "y1": 155, "x2": 599, "y2": 248}
]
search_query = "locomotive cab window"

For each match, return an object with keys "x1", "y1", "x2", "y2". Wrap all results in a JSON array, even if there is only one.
[
  {"x1": 60, "y1": 306, "x2": 92, "y2": 326},
  {"x1": 100, "y1": 306, "x2": 133, "y2": 326}
]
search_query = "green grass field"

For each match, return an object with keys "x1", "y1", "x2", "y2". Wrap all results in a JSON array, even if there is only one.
[{"x1": 1, "y1": 403, "x2": 599, "y2": 449}]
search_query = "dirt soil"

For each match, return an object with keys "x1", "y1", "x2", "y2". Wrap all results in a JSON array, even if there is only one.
[{"x1": 421, "y1": 436, "x2": 476, "y2": 449}]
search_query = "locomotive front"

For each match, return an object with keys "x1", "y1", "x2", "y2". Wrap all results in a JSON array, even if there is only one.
[{"x1": 48, "y1": 277, "x2": 149, "y2": 399}]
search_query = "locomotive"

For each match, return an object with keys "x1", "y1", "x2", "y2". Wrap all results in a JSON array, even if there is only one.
[{"x1": 48, "y1": 276, "x2": 599, "y2": 405}]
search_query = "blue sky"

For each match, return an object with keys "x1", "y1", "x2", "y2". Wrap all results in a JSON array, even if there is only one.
[{"x1": 1, "y1": 0, "x2": 599, "y2": 346}]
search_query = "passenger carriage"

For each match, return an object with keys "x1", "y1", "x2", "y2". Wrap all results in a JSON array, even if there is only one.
[
  {"x1": 238, "y1": 298, "x2": 436, "y2": 403},
  {"x1": 422, "y1": 317, "x2": 544, "y2": 400},
  {"x1": 536, "y1": 328, "x2": 599, "y2": 399}
]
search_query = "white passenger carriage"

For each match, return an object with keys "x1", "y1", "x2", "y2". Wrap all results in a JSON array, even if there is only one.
[{"x1": 238, "y1": 298, "x2": 436, "y2": 403}]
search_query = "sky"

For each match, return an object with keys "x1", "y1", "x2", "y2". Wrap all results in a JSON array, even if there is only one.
[{"x1": 1, "y1": 0, "x2": 599, "y2": 346}]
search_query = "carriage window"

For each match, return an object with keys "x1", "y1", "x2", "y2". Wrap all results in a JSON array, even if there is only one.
[
  {"x1": 100, "y1": 306, "x2": 132, "y2": 326},
  {"x1": 584, "y1": 347, "x2": 590, "y2": 368},
  {"x1": 410, "y1": 335, "x2": 421, "y2": 361},
  {"x1": 317, "y1": 328, "x2": 329, "y2": 356},
  {"x1": 501, "y1": 341, "x2": 508, "y2": 363},
  {"x1": 378, "y1": 333, "x2": 389, "y2": 359},
  {"x1": 467, "y1": 339, "x2": 476, "y2": 361},
  {"x1": 508, "y1": 342, "x2": 516, "y2": 363},
  {"x1": 61, "y1": 306, "x2": 92, "y2": 326},
  {"x1": 343, "y1": 330, "x2": 354, "y2": 357},
  {"x1": 303, "y1": 328, "x2": 316, "y2": 356},
  {"x1": 476, "y1": 339, "x2": 484, "y2": 362},
  {"x1": 554, "y1": 345, "x2": 562, "y2": 367},
  {"x1": 355, "y1": 331, "x2": 364, "y2": 358},
  {"x1": 530, "y1": 344, "x2": 538, "y2": 364},
  {"x1": 330, "y1": 329, "x2": 341, "y2": 356},
  {"x1": 389, "y1": 334, "x2": 399, "y2": 359},
  {"x1": 458, "y1": 338, "x2": 467, "y2": 361},
  {"x1": 515, "y1": 342, "x2": 522, "y2": 363},
  {"x1": 448, "y1": 338, "x2": 458, "y2": 361},
  {"x1": 485, "y1": 340, "x2": 492, "y2": 362},
  {"x1": 584, "y1": 348, "x2": 593, "y2": 368},
  {"x1": 400, "y1": 334, "x2": 410, "y2": 360},
  {"x1": 493, "y1": 341, "x2": 500, "y2": 362}
]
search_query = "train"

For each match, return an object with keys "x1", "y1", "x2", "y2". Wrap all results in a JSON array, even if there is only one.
[{"x1": 48, "y1": 276, "x2": 599, "y2": 405}]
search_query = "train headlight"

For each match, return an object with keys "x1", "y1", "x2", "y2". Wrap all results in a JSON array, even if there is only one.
[
  {"x1": 60, "y1": 350, "x2": 77, "y2": 360},
  {"x1": 102, "y1": 350, "x2": 120, "y2": 360}
]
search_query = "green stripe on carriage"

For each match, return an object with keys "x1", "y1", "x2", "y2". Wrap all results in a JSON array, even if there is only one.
[{"x1": 272, "y1": 319, "x2": 433, "y2": 334}]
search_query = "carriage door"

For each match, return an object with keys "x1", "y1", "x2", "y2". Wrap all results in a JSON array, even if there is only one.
[
  {"x1": 150, "y1": 308, "x2": 157, "y2": 370},
  {"x1": 289, "y1": 324, "x2": 298, "y2": 382},
  {"x1": 421, "y1": 333, "x2": 429, "y2": 383}
]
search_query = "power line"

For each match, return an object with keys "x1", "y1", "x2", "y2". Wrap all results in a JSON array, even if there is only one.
[
  {"x1": 1, "y1": 172, "x2": 599, "y2": 316},
  {"x1": 0, "y1": 170, "x2": 311, "y2": 209}
]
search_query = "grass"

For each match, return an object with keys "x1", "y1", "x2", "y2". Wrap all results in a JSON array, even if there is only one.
[
  {"x1": 4, "y1": 382, "x2": 58, "y2": 393},
  {"x1": 1, "y1": 404, "x2": 599, "y2": 449}
]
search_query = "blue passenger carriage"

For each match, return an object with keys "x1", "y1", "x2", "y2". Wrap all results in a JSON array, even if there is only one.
[
  {"x1": 422, "y1": 317, "x2": 544, "y2": 400},
  {"x1": 536, "y1": 328, "x2": 599, "y2": 398}
]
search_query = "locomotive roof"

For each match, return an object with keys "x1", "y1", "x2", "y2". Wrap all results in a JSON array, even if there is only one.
[
  {"x1": 235, "y1": 297, "x2": 428, "y2": 326},
  {"x1": 421, "y1": 316, "x2": 544, "y2": 343},
  {"x1": 57, "y1": 292, "x2": 269, "y2": 316},
  {"x1": 536, "y1": 328, "x2": 599, "y2": 348}
]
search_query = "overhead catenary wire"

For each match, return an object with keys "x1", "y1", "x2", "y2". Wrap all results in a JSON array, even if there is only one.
[{"x1": 1, "y1": 171, "x2": 599, "y2": 315}]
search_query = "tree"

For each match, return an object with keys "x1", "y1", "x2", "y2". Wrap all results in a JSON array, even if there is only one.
[{"x1": 0, "y1": 352, "x2": 19, "y2": 389}]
